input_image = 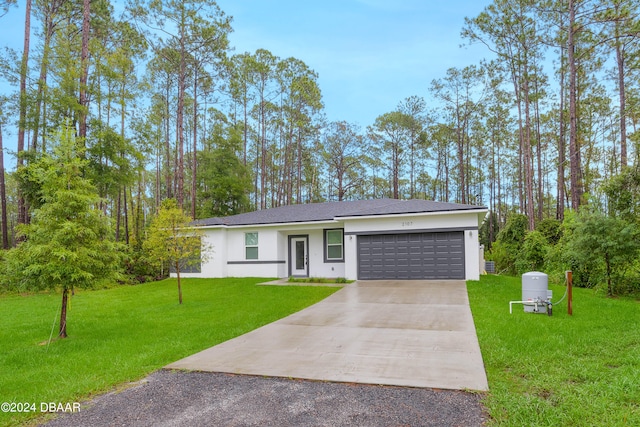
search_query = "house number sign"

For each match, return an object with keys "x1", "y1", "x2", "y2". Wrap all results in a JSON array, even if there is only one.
[{"x1": 401, "y1": 221, "x2": 414, "y2": 227}]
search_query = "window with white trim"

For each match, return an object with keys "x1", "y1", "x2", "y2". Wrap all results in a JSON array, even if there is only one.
[{"x1": 245, "y1": 232, "x2": 258, "y2": 260}]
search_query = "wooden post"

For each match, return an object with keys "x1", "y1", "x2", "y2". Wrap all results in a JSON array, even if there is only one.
[{"x1": 567, "y1": 270, "x2": 573, "y2": 316}]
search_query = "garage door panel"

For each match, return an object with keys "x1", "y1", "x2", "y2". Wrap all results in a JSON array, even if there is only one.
[{"x1": 358, "y1": 231, "x2": 466, "y2": 280}]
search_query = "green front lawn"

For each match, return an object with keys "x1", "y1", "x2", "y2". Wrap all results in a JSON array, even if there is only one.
[
  {"x1": 0, "y1": 278, "x2": 339, "y2": 426},
  {"x1": 468, "y1": 275, "x2": 640, "y2": 426},
  {"x1": 3, "y1": 275, "x2": 638, "y2": 426}
]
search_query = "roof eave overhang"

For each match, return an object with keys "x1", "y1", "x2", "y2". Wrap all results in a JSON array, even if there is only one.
[
  {"x1": 196, "y1": 219, "x2": 343, "y2": 230},
  {"x1": 337, "y1": 208, "x2": 489, "y2": 222},
  {"x1": 195, "y1": 207, "x2": 489, "y2": 229}
]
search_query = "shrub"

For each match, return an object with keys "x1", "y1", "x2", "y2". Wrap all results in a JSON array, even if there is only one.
[
  {"x1": 536, "y1": 218, "x2": 562, "y2": 245},
  {"x1": 515, "y1": 231, "x2": 549, "y2": 274},
  {"x1": 542, "y1": 211, "x2": 578, "y2": 284},
  {"x1": 492, "y1": 213, "x2": 528, "y2": 275},
  {"x1": 567, "y1": 211, "x2": 640, "y2": 296}
]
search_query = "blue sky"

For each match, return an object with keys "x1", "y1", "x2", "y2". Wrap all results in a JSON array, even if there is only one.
[
  {"x1": 216, "y1": 0, "x2": 492, "y2": 127},
  {"x1": 0, "y1": 1, "x2": 493, "y2": 160}
]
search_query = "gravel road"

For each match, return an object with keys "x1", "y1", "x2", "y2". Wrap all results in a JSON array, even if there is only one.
[{"x1": 41, "y1": 370, "x2": 487, "y2": 427}]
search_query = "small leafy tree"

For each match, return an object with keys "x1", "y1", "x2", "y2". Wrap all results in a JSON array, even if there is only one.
[
  {"x1": 4, "y1": 127, "x2": 122, "y2": 338},
  {"x1": 144, "y1": 199, "x2": 208, "y2": 304},
  {"x1": 568, "y1": 211, "x2": 640, "y2": 296}
]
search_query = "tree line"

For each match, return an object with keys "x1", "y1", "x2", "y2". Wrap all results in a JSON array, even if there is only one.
[{"x1": 0, "y1": 0, "x2": 639, "y2": 294}]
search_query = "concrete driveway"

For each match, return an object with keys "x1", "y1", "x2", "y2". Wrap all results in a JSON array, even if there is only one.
[{"x1": 166, "y1": 280, "x2": 488, "y2": 391}]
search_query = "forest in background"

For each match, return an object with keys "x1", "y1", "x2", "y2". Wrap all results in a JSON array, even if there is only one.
[{"x1": 0, "y1": 0, "x2": 639, "y2": 294}]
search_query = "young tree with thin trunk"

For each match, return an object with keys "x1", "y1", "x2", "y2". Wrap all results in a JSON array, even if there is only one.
[
  {"x1": 4, "y1": 126, "x2": 122, "y2": 338},
  {"x1": 143, "y1": 198, "x2": 208, "y2": 304}
]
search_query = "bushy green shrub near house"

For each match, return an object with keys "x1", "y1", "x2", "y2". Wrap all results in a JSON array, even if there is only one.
[
  {"x1": 492, "y1": 213, "x2": 528, "y2": 275},
  {"x1": 488, "y1": 207, "x2": 640, "y2": 296},
  {"x1": 568, "y1": 210, "x2": 640, "y2": 296},
  {"x1": 515, "y1": 230, "x2": 548, "y2": 274},
  {"x1": 535, "y1": 217, "x2": 562, "y2": 245}
]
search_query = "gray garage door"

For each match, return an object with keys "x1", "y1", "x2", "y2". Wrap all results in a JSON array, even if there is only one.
[{"x1": 357, "y1": 231, "x2": 465, "y2": 280}]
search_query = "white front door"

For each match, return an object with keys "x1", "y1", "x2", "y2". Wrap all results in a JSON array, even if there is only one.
[{"x1": 290, "y1": 236, "x2": 308, "y2": 277}]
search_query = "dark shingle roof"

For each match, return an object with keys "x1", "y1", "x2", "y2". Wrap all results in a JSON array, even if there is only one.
[{"x1": 193, "y1": 199, "x2": 486, "y2": 227}]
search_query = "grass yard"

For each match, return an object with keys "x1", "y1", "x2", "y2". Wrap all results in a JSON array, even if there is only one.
[
  {"x1": 0, "y1": 278, "x2": 339, "y2": 427},
  {"x1": 468, "y1": 275, "x2": 640, "y2": 426}
]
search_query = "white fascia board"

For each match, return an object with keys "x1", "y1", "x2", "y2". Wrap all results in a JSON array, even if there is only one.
[
  {"x1": 337, "y1": 208, "x2": 488, "y2": 222},
  {"x1": 194, "y1": 224, "x2": 226, "y2": 230},
  {"x1": 196, "y1": 219, "x2": 342, "y2": 230}
]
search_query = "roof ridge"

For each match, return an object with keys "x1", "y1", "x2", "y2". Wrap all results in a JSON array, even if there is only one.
[{"x1": 338, "y1": 198, "x2": 406, "y2": 217}]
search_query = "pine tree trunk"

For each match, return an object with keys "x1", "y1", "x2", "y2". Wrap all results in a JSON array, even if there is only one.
[
  {"x1": 115, "y1": 190, "x2": 121, "y2": 242},
  {"x1": 165, "y1": 86, "x2": 173, "y2": 199},
  {"x1": 0, "y1": 124, "x2": 8, "y2": 248},
  {"x1": 32, "y1": 1, "x2": 60, "y2": 151},
  {"x1": 243, "y1": 87, "x2": 248, "y2": 165},
  {"x1": 17, "y1": 0, "x2": 31, "y2": 228},
  {"x1": 534, "y1": 77, "x2": 543, "y2": 222},
  {"x1": 192, "y1": 70, "x2": 198, "y2": 220},
  {"x1": 557, "y1": 38, "x2": 566, "y2": 221},
  {"x1": 456, "y1": 111, "x2": 465, "y2": 204},
  {"x1": 510, "y1": 61, "x2": 525, "y2": 215},
  {"x1": 177, "y1": 67, "x2": 185, "y2": 208},
  {"x1": 497, "y1": 139, "x2": 502, "y2": 224},
  {"x1": 78, "y1": 0, "x2": 90, "y2": 141},
  {"x1": 136, "y1": 173, "x2": 144, "y2": 244},
  {"x1": 568, "y1": 0, "x2": 583, "y2": 210},
  {"x1": 297, "y1": 128, "x2": 302, "y2": 203},
  {"x1": 124, "y1": 187, "x2": 130, "y2": 245},
  {"x1": 260, "y1": 92, "x2": 267, "y2": 209},
  {"x1": 523, "y1": 77, "x2": 535, "y2": 231},
  {"x1": 615, "y1": 29, "x2": 627, "y2": 168}
]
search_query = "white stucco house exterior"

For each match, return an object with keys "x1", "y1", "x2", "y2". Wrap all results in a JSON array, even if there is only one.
[{"x1": 179, "y1": 199, "x2": 488, "y2": 281}]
